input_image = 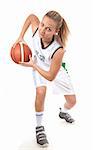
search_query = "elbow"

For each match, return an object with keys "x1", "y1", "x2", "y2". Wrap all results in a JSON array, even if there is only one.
[
  {"x1": 49, "y1": 77, "x2": 54, "y2": 81},
  {"x1": 48, "y1": 78, "x2": 53, "y2": 81},
  {"x1": 47, "y1": 75, "x2": 55, "y2": 81}
]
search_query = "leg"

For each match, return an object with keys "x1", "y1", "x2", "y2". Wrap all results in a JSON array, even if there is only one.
[
  {"x1": 59, "y1": 95, "x2": 76, "y2": 123},
  {"x1": 35, "y1": 86, "x2": 47, "y2": 112},
  {"x1": 64, "y1": 94, "x2": 76, "y2": 109},
  {"x1": 55, "y1": 67, "x2": 76, "y2": 123},
  {"x1": 35, "y1": 86, "x2": 49, "y2": 147}
]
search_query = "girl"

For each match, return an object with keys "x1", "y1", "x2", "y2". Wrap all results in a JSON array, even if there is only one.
[{"x1": 14, "y1": 10, "x2": 76, "y2": 147}]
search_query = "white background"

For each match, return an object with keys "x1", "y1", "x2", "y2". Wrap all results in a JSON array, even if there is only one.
[{"x1": 0, "y1": 0, "x2": 93, "y2": 150}]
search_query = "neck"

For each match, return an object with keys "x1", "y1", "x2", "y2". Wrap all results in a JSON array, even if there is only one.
[
  {"x1": 41, "y1": 36, "x2": 54, "y2": 49},
  {"x1": 42, "y1": 36, "x2": 54, "y2": 44}
]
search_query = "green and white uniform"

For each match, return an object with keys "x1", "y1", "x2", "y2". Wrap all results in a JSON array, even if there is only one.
[{"x1": 32, "y1": 29, "x2": 74, "y2": 95}]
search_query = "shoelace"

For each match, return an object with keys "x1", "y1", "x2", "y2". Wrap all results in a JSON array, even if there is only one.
[
  {"x1": 65, "y1": 113, "x2": 74, "y2": 121},
  {"x1": 36, "y1": 126, "x2": 48, "y2": 145}
]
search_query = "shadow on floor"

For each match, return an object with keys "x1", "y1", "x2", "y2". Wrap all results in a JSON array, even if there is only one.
[{"x1": 18, "y1": 140, "x2": 54, "y2": 150}]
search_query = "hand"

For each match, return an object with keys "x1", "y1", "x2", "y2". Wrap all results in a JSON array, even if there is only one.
[
  {"x1": 12, "y1": 37, "x2": 26, "y2": 48},
  {"x1": 19, "y1": 55, "x2": 35, "y2": 68}
]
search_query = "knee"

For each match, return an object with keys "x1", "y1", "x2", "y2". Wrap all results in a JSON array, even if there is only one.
[
  {"x1": 36, "y1": 87, "x2": 46, "y2": 103},
  {"x1": 35, "y1": 88, "x2": 46, "y2": 109},
  {"x1": 36, "y1": 88, "x2": 45, "y2": 97}
]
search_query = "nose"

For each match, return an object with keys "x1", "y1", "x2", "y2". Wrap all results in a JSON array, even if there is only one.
[{"x1": 41, "y1": 27, "x2": 45, "y2": 34}]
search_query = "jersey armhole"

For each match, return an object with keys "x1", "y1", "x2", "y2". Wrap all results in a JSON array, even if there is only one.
[
  {"x1": 32, "y1": 28, "x2": 38, "y2": 37},
  {"x1": 51, "y1": 46, "x2": 63, "y2": 59}
]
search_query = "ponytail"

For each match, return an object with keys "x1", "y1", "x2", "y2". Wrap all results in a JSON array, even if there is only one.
[{"x1": 58, "y1": 18, "x2": 70, "y2": 48}]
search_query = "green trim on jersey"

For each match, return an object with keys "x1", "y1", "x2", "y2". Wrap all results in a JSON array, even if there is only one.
[{"x1": 62, "y1": 63, "x2": 68, "y2": 73}]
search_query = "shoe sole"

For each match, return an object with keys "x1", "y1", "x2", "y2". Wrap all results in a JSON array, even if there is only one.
[
  {"x1": 59, "y1": 115, "x2": 75, "y2": 123},
  {"x1": 37, "y1": 143, "x2": 49, "y2": 148}
]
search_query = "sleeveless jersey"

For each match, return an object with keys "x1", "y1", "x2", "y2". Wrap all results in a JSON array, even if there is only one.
[{"x1": 32, "y1": 29, "x2": 63, "y2": 71}]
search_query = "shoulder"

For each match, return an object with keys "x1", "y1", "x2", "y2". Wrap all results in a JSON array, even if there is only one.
[
  {"x1": 51, "y1": 48, "x2": 65, "y2": 70},
  {"x1": 54, "y1": 48, "x2": 65, "y2": 57},
  {"x1": 51, "y1": 45, "x2": 65, "y2": 59},
  {"x1": 51, "y1": 47, "x2": 65, "y2": 62}
]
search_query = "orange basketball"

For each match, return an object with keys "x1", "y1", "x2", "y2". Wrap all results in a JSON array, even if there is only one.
[{"x1": 10, "y1": 42, "x2": 32, "y2": 64}]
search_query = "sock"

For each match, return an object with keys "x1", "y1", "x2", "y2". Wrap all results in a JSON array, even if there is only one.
[
  {"x1": 36, "y1": 111, "x2": 43, "y2": 127},
  {"x1": 60, "y1": 107, "x2": 69, "y2": 113}
]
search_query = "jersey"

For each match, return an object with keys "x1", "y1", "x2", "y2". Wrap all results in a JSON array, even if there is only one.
[{"x1": 32, "y1": 28, "x2": 63, "y2": 71}]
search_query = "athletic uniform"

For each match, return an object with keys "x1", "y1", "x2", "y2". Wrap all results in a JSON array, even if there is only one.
[{"x1": 32, "y1": 28, "x2": 74, "y2": 95}]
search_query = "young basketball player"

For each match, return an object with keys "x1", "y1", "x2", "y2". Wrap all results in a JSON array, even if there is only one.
[{"x1": 14, "y1": 10, "x2": 76, "y2": 147}]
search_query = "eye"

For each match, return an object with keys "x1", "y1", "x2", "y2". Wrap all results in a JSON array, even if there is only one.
[{"x1": 46, "y1": 27, "x2": 51, "y2": 32}]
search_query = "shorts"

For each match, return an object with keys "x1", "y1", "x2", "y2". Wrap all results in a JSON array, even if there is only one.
[
  {"x1": 32, "y1": 70, "x2": 49, "y2": 88},
  {"x1": 52, "y1": 67, "x2": 75, "y2": 95},
  {"x1": 32, "y1": 66, "x2": 75, "y2": 95}
]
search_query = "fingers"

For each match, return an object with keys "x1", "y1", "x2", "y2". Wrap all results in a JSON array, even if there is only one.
[
  {"x1": 19, "y1": 61, "x2": 24, "y2": 65},
  {"x1": 19, "y1": 62, "x2": 27, "y2": 67},
  {"x1": 12, "y1": 38, "x2": 25, "y2": 48},
  {"x1": 29, "y1": 54, "x2": 32, "y2": 59},
  {"x1": 12, "y1": 41, "x2": 19, "y2": 48},
  {"x1": 19, "y1": 61, "x2": 30, "y2": 67},
  {"x1": 12, "y1": 43, "x2": 16, "y2": 48},
  {"x1": 19, "y1": 61, "x2": 22, "y2": 64},
  {"x1": 19, "y1": 61, "x2": 27, "y2": 65}
]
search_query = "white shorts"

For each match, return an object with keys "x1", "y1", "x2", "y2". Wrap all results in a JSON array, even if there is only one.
[
  {"x1": 32, "y1": 70, "x2": 49, "y2": 88},
  {"x1": 32, "y1": 67, "x2": 75, "y2": 95},
  {"x1": 53, "y1": 67, "x2": 75, "y2": 95}
]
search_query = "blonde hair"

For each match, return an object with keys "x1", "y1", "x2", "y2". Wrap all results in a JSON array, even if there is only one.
[{"x1": 45, "y1": 10, "x2": 70, "y2": 48}]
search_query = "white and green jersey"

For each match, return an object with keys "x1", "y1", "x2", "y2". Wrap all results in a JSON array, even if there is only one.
[{"x1": 32, "y1": 28, "x2": 63, "y2": 71}]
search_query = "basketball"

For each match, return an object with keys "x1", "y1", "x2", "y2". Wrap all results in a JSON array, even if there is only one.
[{"x1": 10, "y1": 42, "x2": 32, "y2": 64}]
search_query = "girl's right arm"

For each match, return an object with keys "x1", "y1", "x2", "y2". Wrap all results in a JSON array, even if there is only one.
[{"x1": 14, "y1": 14, "x2": 40, "y2": 44}]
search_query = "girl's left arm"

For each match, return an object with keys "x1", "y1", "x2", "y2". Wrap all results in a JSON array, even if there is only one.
[{"x1": 20, "y1": 48, "x2": 65, "y2": 81}]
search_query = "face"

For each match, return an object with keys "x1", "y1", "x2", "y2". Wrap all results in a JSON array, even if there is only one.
[{"x1": 38, "y1": 16, "x2": 57, "y2": 42}]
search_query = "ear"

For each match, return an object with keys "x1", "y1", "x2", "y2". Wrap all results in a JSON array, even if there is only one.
[
  {"x1": 55, "y1": 28, "x2": 60, "y2": 35},
  {"x1": 55, "y1": 32, "x2": 58, "y2": 35}
]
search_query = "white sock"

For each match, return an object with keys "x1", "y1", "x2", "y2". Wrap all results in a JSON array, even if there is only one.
[
  {"x1": 36, "y1": 112, "x2": 43, "y2": 127},
  {"x1": 60, "y1": 107, "x2": 69, "y2": 113}
]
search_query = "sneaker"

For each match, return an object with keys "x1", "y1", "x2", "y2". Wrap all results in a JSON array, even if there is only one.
[
  {"x1": 59, "y1": 108, "x2": 75, "y2": 123},
  {"x1": 36, "y1": 126, "x2": 49, "y2": 147}
]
